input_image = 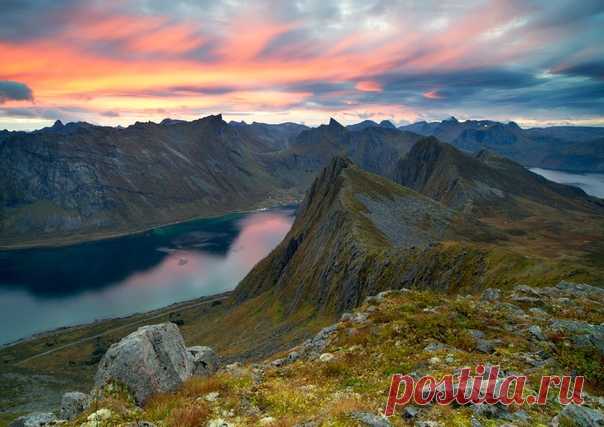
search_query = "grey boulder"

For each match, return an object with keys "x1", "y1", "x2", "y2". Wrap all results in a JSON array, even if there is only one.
[
  {"x1": 60, "y1": 391, "x2": 90, "y2": 420},
  {"x1": 187, "y1": 346, "x2": 220, "y2": 376},
  {"x1": 94, "y1": 323, "x2": 192, "y2": 405}
]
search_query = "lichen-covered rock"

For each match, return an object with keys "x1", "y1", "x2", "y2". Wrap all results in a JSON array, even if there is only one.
[
  {"x1": 301, "y1": 324, "x2": 338, "y2": 357},
  {"x1": 350, "y1": 411, "x2": 392, "y2": 427},
  {"x1": 187, "y1": 346, "x2": 219, "y2": 376},
  {"x1": 8, "y1": 412, "x2": 58, "y2": 427},
  {"x1": 553, "y1": 404, "x2": 604, "y2": 426},
  {"x1": 480, "y1": 288, "x2": 501, "y2": 301},
  {"x1": 60, "y1": 391, "x2": 90, "y2": 420},
  {"x1": 94, "y1": 323, "x2": 192, "y2": 404}
]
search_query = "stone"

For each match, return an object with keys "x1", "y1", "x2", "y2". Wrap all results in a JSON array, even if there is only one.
[
  {"x1": 340, "y1": 312, "x2": 353, "y2": 322},
  {"x1": 350, "y1": 411, "x2": 392, "y2": 427},
  {"x1": 423, "y1": 342, "x2": 453, "y2": 353},
  {"x1": 207, "y1": 419, "x2": 234, "y2": 427},
  {"x1": 187, "y1": 346, "x2": 219, "y2": 376},
  {"x1": 468, "y1": 329, "x2": 485, "y2": 339},
  {"x1": 514, "y1": 284, "x2": 541, "y2": 296},
  {"x1": 126, "y1": 422, "x2": 157, "y2": 427},
  {"x1": 8, "y1": 413, "x2": 58, "y2": 427},
  {"x1": 528, "y1": 325, "x2": 546, "y2": 341},
  {"x1": 88, "y1": 408, "x2": 113, "y2": 422},
  {"x1": 94, "y1": 323, "x2": 192, "y2": 405},
  {"x1": 529, "y1": 308, "x2": 549, "y2": 317},
  {"x1": 205, "y1": 391, "x2": 220, "y2": 402},
  {"x1": 556, "y1": 404, "x2": 604, "y2": 427},
  {"x1": 404, "y1": 405, "x2": 419, "y2": 419},
  {"x1": 481, "y1": 288, "x2": 500, "y2": 301},
  {"x1": 475, "y1": 339, "x2": 495, "y2": 353},
  {"x1": 415, "y1": 422, "x2": 441, "y2": 427},
  {"x1": 271, "y1": 358, "x2": 285, "y2": 367},
  {"x1": 301, "y1": 324, "x2": 338, "y2": 357},
  {"x1": 319, "y1": 353, "x2": 335, "y2": 362},
  {"x1": 287, "y1": 351, "x2": 301, "y2": 362},
  {"x1": 260, "y1": 416, "x2": 277, "y2": 425},
  {"x1": 60, "y1": 391, "x2": 90, "y2": 420}
]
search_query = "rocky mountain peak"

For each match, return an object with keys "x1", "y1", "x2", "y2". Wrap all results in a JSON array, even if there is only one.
[
  {"x1": 379, "y1": 120, "x2": 396, "y2": 129},
  {"x1": 52, "y1": 120, "x2": 64, "y2": 129},
  {"x1": 328, "y1": 117, "x2": 344, "y2": 129}
]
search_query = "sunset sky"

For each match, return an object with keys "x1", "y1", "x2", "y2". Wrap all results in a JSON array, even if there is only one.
[{"x1": 0, "y1": 0, "x2": 603, "y2": 130}]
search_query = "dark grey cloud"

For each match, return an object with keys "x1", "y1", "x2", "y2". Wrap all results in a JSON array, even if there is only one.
[
  {"x1": 0, "y1": 81, "x2": 34, "y2": 103},
  {"x1": 379, "y1": 68, "x2": 544, "y2": 92},
  {"x1": 554, "y1": 61, "x2": 604, "y2": 80},
  {"x1": 0, "y1": 0, "x2": 80, "y2": 41}
]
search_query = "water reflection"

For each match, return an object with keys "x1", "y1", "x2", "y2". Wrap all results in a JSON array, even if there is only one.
[
  {"x1": 530, "y1": 168, "x2": 604, "y2": 199},
  {"x1": 0, "y1": 208, "x2": 294, "y2": 345}
]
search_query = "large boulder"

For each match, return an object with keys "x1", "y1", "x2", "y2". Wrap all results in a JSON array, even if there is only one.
[
  {"x1": 187, "y1": 346, "x2": 220, "y2": 376},
  {"x1": 8, "y1": 412, "x2": 57, "y2": 427},
  {"x1": 60, "y1": 391, "x2": 90, "y2": 420},
  {"x1": 94, "y1": 323, "x2": 192, "y2": 404}
]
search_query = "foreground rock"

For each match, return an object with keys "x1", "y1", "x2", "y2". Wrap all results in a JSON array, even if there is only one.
[
  {"x1": 8, "y1": 412, "x2": 58, "y2": 427},
  {"x1": 94, "y1": 323, "x2": 192, "y2": 404},
  {"x1": 60, "y1": 391, "x2": 90, "y2": 420}
]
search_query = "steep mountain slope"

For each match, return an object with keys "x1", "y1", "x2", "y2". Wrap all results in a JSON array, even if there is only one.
[
  {"x1": 228, "y1": 121, "x2": 308, "y2": 152},
  {"x1": 247, "y1": 118, "x2": 421, "y2": 197},
  {"x1": 234, "y1": 154, "x2": 604, "y2": 318},
  {"x1": 393, "y1": 137, "x2": 604, "y2": 215},
  {"x1": 0, "y1": 115, "x2": 296, "y2": 247}
]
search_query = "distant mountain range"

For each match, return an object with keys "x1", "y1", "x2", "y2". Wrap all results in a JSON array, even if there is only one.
[
  {"x1": 399, "y1": 117, "x2": 604, "y2": 173},
  {"x1": 1, "y1": 114, "x2": 603, "y2": 247}
]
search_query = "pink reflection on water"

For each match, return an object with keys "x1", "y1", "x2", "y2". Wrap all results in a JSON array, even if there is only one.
[{"x1": 96, "y1": 210, "x2": 293, "y2": 304}]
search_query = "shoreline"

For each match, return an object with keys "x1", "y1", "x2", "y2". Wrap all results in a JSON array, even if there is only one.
[
  {"x1": 1, "y1": 291, "x2": 233, "y2": 351},
  {"x1": 0, "y1": 201, "x2": 300, "y2": 251}
]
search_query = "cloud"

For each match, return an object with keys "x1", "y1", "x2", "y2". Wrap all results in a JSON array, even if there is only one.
[
  {"x1": 0, "y1": 1, "x2": 603, "y2": 127},
  {"x1": 0, "y1": 81, "x2": 34, "y2": 103},
  {"x1": 553, "y1": 61, "x2": 604, "y2": 80}
]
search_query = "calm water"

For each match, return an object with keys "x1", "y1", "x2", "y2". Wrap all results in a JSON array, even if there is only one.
[
  {"x1": 0, "y1": 207, "x2": 295, "y2": 345},
  {"x1": 530, "y1": 168, "x2": 604, "y2": 198}
]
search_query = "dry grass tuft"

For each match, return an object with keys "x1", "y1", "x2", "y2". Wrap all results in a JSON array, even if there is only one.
[{"x1": 166, "y1": 403, "x2": 210, "y2": 427}]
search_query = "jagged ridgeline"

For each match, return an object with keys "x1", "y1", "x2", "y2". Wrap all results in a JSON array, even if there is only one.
[{"x1": 233, "y1": 140, "x2": 604, "y2": 318}]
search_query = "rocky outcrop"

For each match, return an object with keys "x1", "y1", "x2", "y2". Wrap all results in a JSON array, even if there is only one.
[{"x1": 94, "y1": 323, "x2": 192, "y2": 404}]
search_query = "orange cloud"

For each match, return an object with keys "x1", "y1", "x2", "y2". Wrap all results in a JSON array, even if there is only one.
[
  {"x1": 423, "y1": 89, "x2": 442, "y2": 100},
  {"x1": 355, "y1": 81, "x2": 383, "y2": 92}
]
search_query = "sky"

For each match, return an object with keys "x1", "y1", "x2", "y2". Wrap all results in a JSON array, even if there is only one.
[{"x1": 0, "y1": 0, "x2": 603, "y2": 130}]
